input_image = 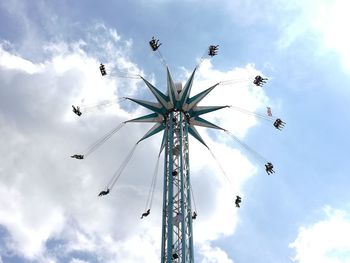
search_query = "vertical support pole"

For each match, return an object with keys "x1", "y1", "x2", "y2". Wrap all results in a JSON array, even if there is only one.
[
  {"x1": 180, "y1": 113, "x2": 186, "y2": 262},
  {"x1": 161, "y1": 111, "x2": 194, "y2": 262},
  {"x1": 167, "y1": 112, "x2": 174, "y2": 262},
  {"x1": 185, "y1": 121, "x2": 194, "y2": 262},
  {"x1": 161, "y1": 121, "x2": 169, "y2": 263}
]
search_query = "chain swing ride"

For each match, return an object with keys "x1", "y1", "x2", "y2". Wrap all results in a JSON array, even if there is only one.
[{"x1": 70, "y1": 37, "x2": 285, "y2": 262}]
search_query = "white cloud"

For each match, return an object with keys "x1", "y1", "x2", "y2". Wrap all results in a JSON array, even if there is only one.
[
  {"x1": 221, "y1": 0, "x2": 350, "y2": 71},
  {"x1": 0, "y1": 27, "x2": 147, "y2": 262},
  {"x1": 0, "y1": 22, "x2": 269, "y2": 262},
  {"x1": 278, "y1": 0, "x2": 350, "y2": 71},
  {"x1": 198, "y1": 242, "x2": 234, "y2": 263},
  {"x1": 0, "y1": 46, "x2": 43, "y2": 74},
  {"x1": 290, "y1": 206, "x2": 350, "y2": 263},
  {"x1": 70, "y1": 259, "x2": 89, "y2": 263},
  {"x1": 311, "y1": 0, "x2": 350, "y2": 70}
]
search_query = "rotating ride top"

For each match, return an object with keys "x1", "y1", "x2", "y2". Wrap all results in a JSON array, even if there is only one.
[{"x1": 70, "y1": 37, "x2": 285, "y2": 263}]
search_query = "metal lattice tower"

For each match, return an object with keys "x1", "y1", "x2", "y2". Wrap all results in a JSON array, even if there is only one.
[
  {"x1": 125, "y1": 68, "x2": 228, "y2": 262},
  {"x1": 161, "y1": 110, "x2": 193, "y2": 262}
]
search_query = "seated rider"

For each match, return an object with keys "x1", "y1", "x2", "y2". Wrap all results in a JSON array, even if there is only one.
[
  {"x1": 265, "y1": 162, "x2": 275, "y2": 175},
  {"x1": 192, "y1": 211, "x2": 197, "y2": 219},
  {"x1": 72, "y1": 105, "x2": 82, "y2": 116},
  {"x1": 149, "y1": 37, "x2": 162, "y2": 51},
  {"x1": 71, "y1": 154, "x2": 84, "y2": 159},
  {"x1": 254, "y1": 75, "x2": 267, "y2": 86},
  {"x1": 273, "y1": 118, "x2": 286, "y2": 130},
  {"x1": 256, "y1": 75, "x2": 267, "y2": 82},
  {"x1": 141, "y1": 209, "x2": 150, "y2": 219},
  {"x1": 98, "y1": 188, "x2": 110, "y2": 196},
  {"x1": 235, "y1": 196, "x2": 242, "y2": 208},
  {"x1": 208, "y1": 45, "x2": 219, "y2": 56},
  {"x1": 278, "y1": 118, "x2": 285, "y2": 126},
  {"x1": 253, "y1": 78, "x2": 260, "y2": 86},
  {"x1": 99, "y1": 63, "x2": 107, "y2": 76}
]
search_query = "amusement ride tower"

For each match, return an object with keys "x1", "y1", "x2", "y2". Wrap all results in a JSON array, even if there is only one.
[
  {"x1": 125, "y1": 67, "x2": 227, "y2": 262},
  {"x1": 72, "y1": 39, "x2": 282, "y2": 263}
]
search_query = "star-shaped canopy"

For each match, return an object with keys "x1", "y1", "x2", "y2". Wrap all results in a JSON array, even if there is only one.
[{"x1": 125, "y1": 67, "x2": 228, "y2": 149}]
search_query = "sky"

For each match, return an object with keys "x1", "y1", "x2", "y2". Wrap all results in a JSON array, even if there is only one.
[{"x1": 1, "y1": 0, "x2": 350, "y2": 262}]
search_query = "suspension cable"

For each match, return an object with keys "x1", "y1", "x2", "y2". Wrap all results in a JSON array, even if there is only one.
[
  {"x1": 84, "y1": 122, "x2": 126, "y2": 157},
  {"x1": 106, "y1": 74, "x2": 141, "y2": 80},
  {"x1": 207, "y1": 147, "x2": 233, "y2": 185},
  {"x1": 144, "y1": 154, "x2": 161, "y2": 211},
  {"x1": 228, "y1": 105, "x2": 273, "y2": 122},
  {"x1": 106, "y1": 68, "x2": 141, "y2": 79},
  {"x1": 107, "y1": 143, "x2": 139, "y2": 190},
  {"x1": 155, "y1": 49, "x2": 168, "y2": 68},
  {"x1": 218, "y1": 79, "x2": 251, "y2": 86},
  {"x1": 189, "y1": 182, "x2": 198, "y2": 213},
  {"x1": 195, "y1": 48, "x2": 210, "y2": 69},
  {"x1": 79, "y1": 97, "x2": 127, "y2": 114},
  {"x1": 79, "y1": 99, "x2": 119, "y2": 109},
  {"x1": 224, "y1": 130, "x2": 268, "y2": 164}
]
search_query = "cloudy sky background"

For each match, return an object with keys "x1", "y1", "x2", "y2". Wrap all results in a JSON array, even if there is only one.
[{"x1": 1, "y1": 0, "x2": 350, "y2": 262}]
